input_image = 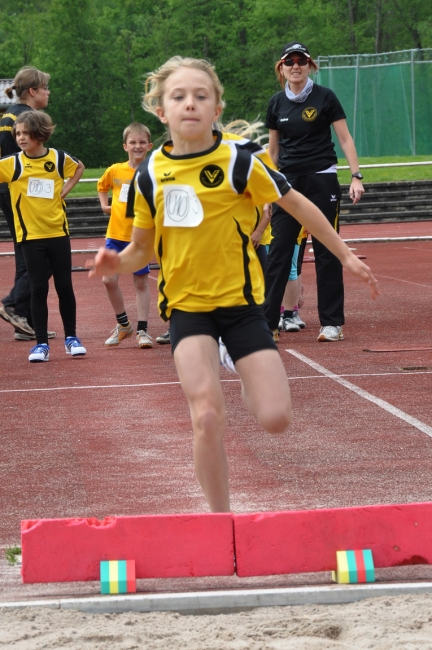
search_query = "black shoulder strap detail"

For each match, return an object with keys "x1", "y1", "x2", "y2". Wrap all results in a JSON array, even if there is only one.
[
  {"x1": 57, "y1": 150, "x2": 65, "y2": 179},
  {"x1": 135, "y1": 158, "x2": 156, "y2": 218},
  {"x1": 11, "y1": 154, "x2": 22, "y2": 182},
  {"x1": 126, "y1": 169, "x2": 138, "y2": 218},
  {"x1": 231, "y1": 146, "x2": 252, "y2": 194}
]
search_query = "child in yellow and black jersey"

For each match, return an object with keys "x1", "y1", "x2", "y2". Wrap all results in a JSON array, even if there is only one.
[
  {"x1": 97, "y1": 123, "x2": 154, "y2": 349},
  {"x1": 88, "y1": 56, "x2": 379, "y2": 513},
  {"x1": 0, "y1": 111, "x2": 86, "y2": 363}
]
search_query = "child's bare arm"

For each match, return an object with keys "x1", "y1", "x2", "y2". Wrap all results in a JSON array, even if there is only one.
[
  {"x1": 87, "y1": 225, "x2": 155, "y2": 278},
  {"x1": 98, "y1": 191, "x2": 111, "y2": 215},
  {"x1": 60, "y1": 160, "x2": 85, "y2": 199},
  {"x1": 251, "y1": 204, "x2": 271, "y2": 249},
  {"x1": 276, "y1": 188, "x2": 380, "y2": 299}
]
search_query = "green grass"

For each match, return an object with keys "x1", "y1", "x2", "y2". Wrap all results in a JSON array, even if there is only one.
[
  {"x1": 68, "y1": 167, "x2": 105, "y2": 198},
  {"x1": 5, "y1": 546, "x2": 21, "y2": 566},
  {"x1": 337, "y1": 155, "x2": 432, "y2": 184},
  {"x1": 68, "y1": 156, "x2": 432, "y2": 198}
]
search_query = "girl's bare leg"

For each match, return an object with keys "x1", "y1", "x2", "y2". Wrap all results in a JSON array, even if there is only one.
[
  {"x1": 173, "y1": 335, "x2": 230, "y2": 512},
  {"x1": 236, "y1": 349, "x2": 292, "y2": 432}
]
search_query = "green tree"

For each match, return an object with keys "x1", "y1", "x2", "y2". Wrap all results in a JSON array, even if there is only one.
[
  {"x1": 0, "y1": 1, "x2": 50, "y2": 75},
  {"x1": 41, "y1": 0, "x2": 108, "y2": 166}
]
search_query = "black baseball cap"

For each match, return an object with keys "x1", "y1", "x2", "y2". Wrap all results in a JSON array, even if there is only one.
[{"x1": 280, "y1": 42, "x2": 311, "y2": 60}]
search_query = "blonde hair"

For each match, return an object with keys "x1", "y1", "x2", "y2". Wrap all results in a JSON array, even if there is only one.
[
  {"x1": 142, "y1": 56, "x2": 225, "y2": 117},
  {"x1": 275, "y1": 56, "x2": 318, "y2": 89},
  {"x1": 13, "y1": 111, "x2": 55, "y2": 143},
  {"x1": 6, "y1": 66, "x2": 50, "y2": 101},
  {"x1": 222, "y1": 119, "x2": 265, "y2": 140},
  {"x1": 123, "y1": 122, "x2": 152, "y2": 144}
]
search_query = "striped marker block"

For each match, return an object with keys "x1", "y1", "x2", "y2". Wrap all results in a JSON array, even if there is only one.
[
  {"x1": 332, "y1": 549, "x2": 375, "y2": 584},
  {"x1": 100, "y1": 559, "x2": 136, "y2": 594}
]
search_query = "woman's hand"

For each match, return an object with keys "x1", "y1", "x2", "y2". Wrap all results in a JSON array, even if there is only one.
[
  {"x1": 86, "y1": 247, "x2": 119, "y2": 278},
  {"x1": 349, "y1": 177, "x2": 365, "y2": 204}
]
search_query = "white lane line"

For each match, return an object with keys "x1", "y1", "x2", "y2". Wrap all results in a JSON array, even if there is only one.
[
  {"x1": 1, "y1": 371, "x2": 432, "y2": 395},
  {"x1": 374, "y1": 274, "x2": 432, "y2": 288},
  {"x1": 0, "y1": 381, "x2": 182, "y2": 394},
  {"x1": 0, "y1": 379, "x2": 240, "y2": 394},
  {"x1": 287, "y1": 349, "x2": 432, "y2": 439}
]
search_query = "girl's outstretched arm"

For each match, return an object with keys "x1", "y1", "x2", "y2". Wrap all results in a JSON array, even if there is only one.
[
  {"x1": 276, "y1": 188, "x2": 380, "y2": 299},
  {"x1": 87, "y1": 225, "x2": 155, "y2": 278}
]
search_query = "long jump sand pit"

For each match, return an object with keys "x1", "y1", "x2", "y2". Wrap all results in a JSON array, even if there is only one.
[{"x1": 1, "y1": 592, "x2": 432, "y2": 648}]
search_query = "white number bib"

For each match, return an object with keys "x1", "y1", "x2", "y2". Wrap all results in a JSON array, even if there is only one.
[
  {"x1": 27, "y1": 177, "x2": 55, "y2": 199},
  {"x1": 163, "y1": 185, "x2": 203, "y2": 228},
  {"x1": 119, "y1": 183, "x2": 130, "y2": 203}
]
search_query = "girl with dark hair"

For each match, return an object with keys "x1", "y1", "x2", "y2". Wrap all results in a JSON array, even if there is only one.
[
  {"x1": 0, "y1": 66, "x2": 53, "y2": 340},
  {"x1": 0, "y1": 111, "x2": 86, "y2": 362}
]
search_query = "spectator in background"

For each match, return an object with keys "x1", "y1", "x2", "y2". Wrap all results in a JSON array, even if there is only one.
[
  {"x1": 0, "y1": 66, "x2": 56, "y2": 342},
  {"x1": 264, "y1": 42, "x2": 365, "y2": 342}
]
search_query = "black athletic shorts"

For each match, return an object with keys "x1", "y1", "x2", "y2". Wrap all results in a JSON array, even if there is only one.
[{"x1": 170, "y1": 305, "x2": 277, "y2": 363}]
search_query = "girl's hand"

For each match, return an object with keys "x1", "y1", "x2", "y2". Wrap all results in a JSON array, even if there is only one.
[
  {"x1": 344, "y1": 252, "x2": 380, "y2": 300},
  {"x1": 86, "y1": 247, "x2": 120, "y2": 278}
]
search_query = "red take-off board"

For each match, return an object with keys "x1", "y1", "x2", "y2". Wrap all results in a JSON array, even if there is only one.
[
  {"x1": 234, "y1": 502, "x2": 432, "y2": 577},
  {"x1": 21, "y1": 513, "x2": 234, "y2": 583}
]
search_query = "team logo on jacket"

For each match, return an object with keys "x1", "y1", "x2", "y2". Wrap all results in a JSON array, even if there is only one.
[
  {"x1": 199, "y1": 165, "x2": 224, "y2": 188},
  {"x1": 302, "y1": 107, "x2": 318, "y2": 122},
  {"x1": 44, "y1": 161, "x2": 55, "y2": 172}
]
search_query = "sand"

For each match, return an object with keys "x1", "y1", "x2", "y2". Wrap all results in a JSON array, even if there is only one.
[{"x1": 1, "y1": 593, "x2": 432, "y2": 649}]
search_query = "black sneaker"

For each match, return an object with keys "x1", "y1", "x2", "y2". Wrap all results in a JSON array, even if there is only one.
[
  {"x1": 14, "y1": 331, "x2": 56, "y2": 341},
  {"x1": 155, "y1": 330, "x2": 170, "y2": 344}
]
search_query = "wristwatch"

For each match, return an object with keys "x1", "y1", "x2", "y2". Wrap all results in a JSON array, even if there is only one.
[{"x1": 351, "y1": 171, "x2": 363, "y2": 180}]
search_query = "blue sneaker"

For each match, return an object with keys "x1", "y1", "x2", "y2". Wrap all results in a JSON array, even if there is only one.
[
  {"x1": 65, "y1": 336, "x2": 86, "y2": 357},
  {"x1": 29, "y1": 343, "x2": 50, "y2": 363}
]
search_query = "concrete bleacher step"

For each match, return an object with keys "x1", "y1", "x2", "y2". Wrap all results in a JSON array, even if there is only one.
[{"x1": 1, "y1": 180, "x2": 431, "y2": 240}]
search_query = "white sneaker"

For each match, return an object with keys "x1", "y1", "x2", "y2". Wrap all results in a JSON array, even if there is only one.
[
  {"x1": 278, "y1": 315, "x2": 284, "y2": 330},
  {"x1": 317, "y1": 325, "x2": 344, "y2": 342},
  {"x1": 65, "y1": 336, "x2": 87, "y2": 356},
  {"x1": 136, "y1": 330, "x2": 153, "y2": 348},
  {"x1": 292, "y1": 310, "x2": 306, "y2": 329},
  {"x1": 281, "y1": 317, "x2": 300, "y2": 332},
  {"x1": 28, "y1": 343, "x2": 49, "y2": 363},
  {"x1": 105, "y1": 322, "x2": 134, "y2": 346},
  {"x1": 218, "y1": 338, "x2": 237, "y2": 374}
]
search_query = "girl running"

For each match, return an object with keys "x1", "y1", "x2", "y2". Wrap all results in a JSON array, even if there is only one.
[{"x1": 88, "y1": 56, "x2": 379, "y2": 512}]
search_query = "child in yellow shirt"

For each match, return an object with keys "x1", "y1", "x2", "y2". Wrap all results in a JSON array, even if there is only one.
[{"x1": 97, "y1": 123, "x2": 153, "y2": 348}]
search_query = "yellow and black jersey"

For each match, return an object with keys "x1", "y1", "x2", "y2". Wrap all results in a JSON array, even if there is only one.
[
  {"x1": 222, "y1": 133, "x2": 273, "y2": 245},
  {"x1": 0, "y1": 148, "x2": 79, "y2": 241},
  {"x1": 220, "y1": 131, "x2": 276, "y2": 169},
  {"x1": 97, "y1": 161, "x2": 136, "y2": 242},
  {"x1": 133, "y1": 130, "x2": 290, "y2": 320},
  {"x1": 0, "y1": 103, "x2": 33, "y2": 193}
]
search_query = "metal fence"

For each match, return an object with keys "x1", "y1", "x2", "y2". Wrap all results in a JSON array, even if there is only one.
[{"x1": 316, "y1": 49, "x2": 432, "y2": 157}]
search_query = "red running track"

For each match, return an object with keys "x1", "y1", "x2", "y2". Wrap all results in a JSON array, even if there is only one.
[{"x1": 0, "y1": 223, "x2": 432, "y2": 598}]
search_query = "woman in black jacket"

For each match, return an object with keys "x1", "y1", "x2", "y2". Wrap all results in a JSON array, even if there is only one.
[{"x1": 264, "y1": 42, "x2": 364, "y2": 342}]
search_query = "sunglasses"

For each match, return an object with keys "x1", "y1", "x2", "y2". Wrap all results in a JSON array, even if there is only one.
[{"x1": 282, "y1": 58, "x2": 309, "y2": 67}]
